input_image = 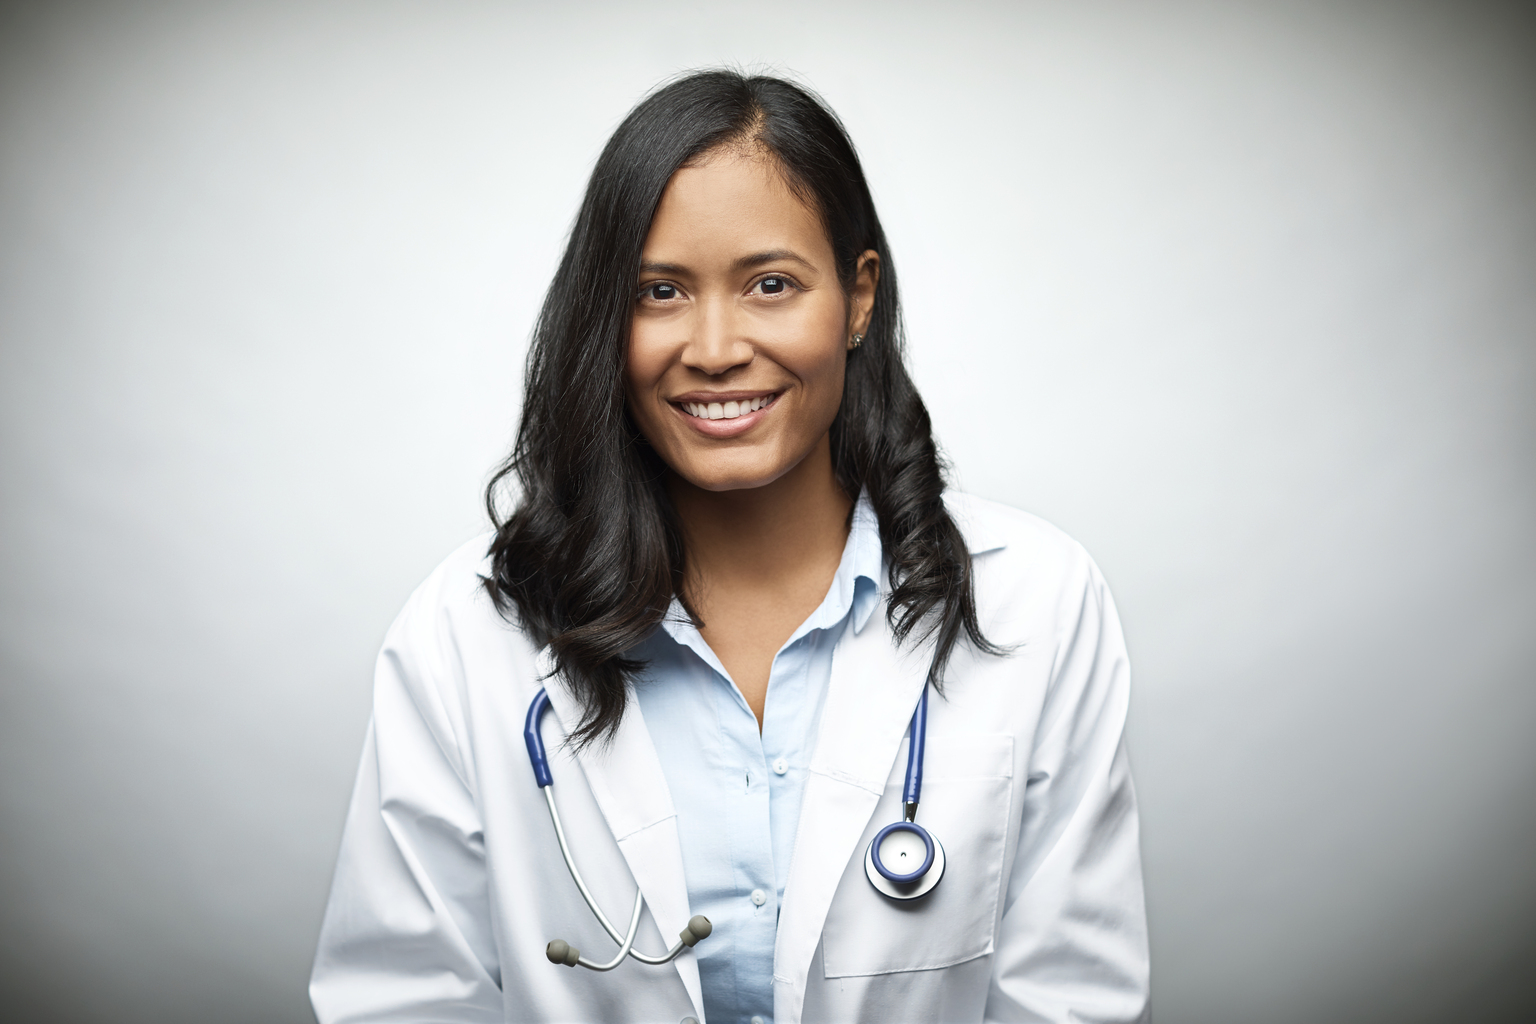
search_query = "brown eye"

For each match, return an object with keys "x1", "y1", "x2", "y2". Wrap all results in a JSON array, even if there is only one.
[
  {"x1": 759, "y1": 277, "x2": 786, "y2": 294},
  {"x1": 646, "y1": 283, "x2": 678, "y2": 301}
]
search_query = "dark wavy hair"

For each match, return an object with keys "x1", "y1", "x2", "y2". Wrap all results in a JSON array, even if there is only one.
[{"x1": 484, "y1": 70, "x2": 999, "y2": 746}]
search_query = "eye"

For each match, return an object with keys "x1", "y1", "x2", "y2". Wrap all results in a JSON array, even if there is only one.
[
  {"x1": 757, "y1": 276, "x2": 788, "y2": 295},
  {"x1": 642, "y1": 282, "x2": 679, "y2": 302}
]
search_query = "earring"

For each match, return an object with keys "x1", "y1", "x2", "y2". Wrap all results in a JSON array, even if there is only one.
[{"x1": 850, "y1": 333, "x2": 864, "y2": 349}]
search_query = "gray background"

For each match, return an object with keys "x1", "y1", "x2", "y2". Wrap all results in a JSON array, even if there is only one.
[{"x1": 2, "y1": 1, "x2": 1533, "y2": 1021}]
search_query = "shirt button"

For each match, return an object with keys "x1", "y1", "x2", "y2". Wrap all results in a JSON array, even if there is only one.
[
  {"x1": 772, "y1": 757, "x2": 789, "y2": 775},
  {"x1": 750, "y1": 888, "x2": 767, "y2": 906},
  {"x1": 751, "y1": 1017, "x2": 767, "y2": 1024}
]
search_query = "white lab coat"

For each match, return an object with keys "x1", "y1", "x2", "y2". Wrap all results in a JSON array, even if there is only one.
[{"x1": 310, "y1": 493, "x2": 1150, "y2": 1024}]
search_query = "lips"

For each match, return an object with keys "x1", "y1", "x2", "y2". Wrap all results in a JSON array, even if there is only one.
[
  {"x1": 677, "y1": 393, "x2": 777, "y2": 421},
  {"x1": 667, "y1": 390, "x2": 780, "y2": 438}
]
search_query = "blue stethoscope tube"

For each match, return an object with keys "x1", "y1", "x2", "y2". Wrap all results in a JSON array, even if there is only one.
[
  {"x1": 863, "y1": 687, "x2": 945, "y2": 898},
  {"x1": 525, "y1": 690, "x2": 713, "y2": 970},
  {"x1": 904, "y1": 683, "x2": 928, "y2": 814}
]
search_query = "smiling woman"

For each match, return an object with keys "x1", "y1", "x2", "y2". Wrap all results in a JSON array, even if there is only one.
[
  {"x1": 311, "y1": 70, "x2": 1150, "y2": 1024},
  {"x1": 480, "y1": 73, "x2": 996, "y2": 755},
  {"x1": 624, "y1": 146, "x2": 882, "y2": 715},
  {"x1": 627, "y1": 150, "x2": 870, "y2": 477}
]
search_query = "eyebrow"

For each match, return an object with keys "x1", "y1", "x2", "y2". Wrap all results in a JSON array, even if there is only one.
[
  {"x1": 637, "y1": 249, "x2": 815, "y2": 276},
  {"x1": 733, "y1": 249, "x2": 814, "y2": 271}
]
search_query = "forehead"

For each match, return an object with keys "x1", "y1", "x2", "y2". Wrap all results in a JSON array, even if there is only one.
[{"x1": 644, "y1": 148, "x2": 830, "y2": 262}]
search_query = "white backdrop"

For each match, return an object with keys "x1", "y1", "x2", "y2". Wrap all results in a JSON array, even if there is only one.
[{"x1": 2, "y1": 2, "x2": 1533, "y2": 1022}]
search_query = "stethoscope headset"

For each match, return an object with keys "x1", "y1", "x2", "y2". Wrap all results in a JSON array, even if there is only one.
[{"x1": 526, "y1": 684, "x2": 943, "y2": 971}]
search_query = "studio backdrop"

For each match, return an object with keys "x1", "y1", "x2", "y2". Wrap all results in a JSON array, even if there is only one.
[{"x1": 1, "y1": 2, "x2": 1532, "y2": 1022}]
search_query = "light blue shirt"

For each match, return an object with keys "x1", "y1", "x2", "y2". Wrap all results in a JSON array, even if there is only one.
[{"x1": 631, "y1": 495, "x2": 883, "y2": 1024}]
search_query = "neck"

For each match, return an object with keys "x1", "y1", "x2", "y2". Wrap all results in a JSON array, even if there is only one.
[{"x1": 668, "y1": 434, "x2": 853, "y2": 597}]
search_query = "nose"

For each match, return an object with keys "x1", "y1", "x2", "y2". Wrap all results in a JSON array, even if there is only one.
[{"x1": 681, "y1": 300, "x2": 753, "y2": 376}]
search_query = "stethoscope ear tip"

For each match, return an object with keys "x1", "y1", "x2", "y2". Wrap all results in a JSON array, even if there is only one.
[
  {"x1": 546, "y1": 939, "x2": 581, "y2": 967},
  {"x1": 680, "y1": 914, "x2": 713, "y2": 946}
]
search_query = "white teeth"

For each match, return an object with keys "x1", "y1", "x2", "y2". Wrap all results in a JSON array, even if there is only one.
[{"x1": 682, "y1": 395, "x2": 775, "y2": 420}]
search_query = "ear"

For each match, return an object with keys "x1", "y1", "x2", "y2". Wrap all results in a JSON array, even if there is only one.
[{"x1": 847, "y1": 249, "x2": 881, "y2": 349}]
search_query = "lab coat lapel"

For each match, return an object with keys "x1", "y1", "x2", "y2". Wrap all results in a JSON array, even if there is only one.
[
  {"x1": 539, "y1": 652, "x2": 704, "y2": 1020},
  {"x1": 773, "y1": 605, "x2": 930, "y2": 1024}
]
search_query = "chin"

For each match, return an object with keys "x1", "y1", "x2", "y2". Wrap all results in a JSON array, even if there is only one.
[
  {"x1": 686, "y1": 470, "x2": 784, "y2": 493},
  {"x1": 674, "y1": 454, "x2": 792, "y2": 493}
]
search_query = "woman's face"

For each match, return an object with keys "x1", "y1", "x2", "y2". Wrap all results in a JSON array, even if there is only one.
[{"x1": 625, "y1": 147, "x2": 878, "y2": 493}]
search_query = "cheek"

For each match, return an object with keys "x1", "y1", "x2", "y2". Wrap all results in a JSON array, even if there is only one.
[
  {"x1": 784, "y1": 308, "x2": 849, "y2": 404},
  {"x1": 624, "y1": 327, "x2": 665, "y2": 392},
  {"x1": 806, "y1": 353, "x2": 848, "y2": 424},
  {"x1": 624, "y1": 331, "x2": 670, "y2": 427}
]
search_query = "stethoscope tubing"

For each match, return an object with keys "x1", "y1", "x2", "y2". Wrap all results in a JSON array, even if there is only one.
[
  {"x1": 572, "y1": 888, "x2": 643, "y2": 971},
  {"x1": 527, "y1": 689, "x2": 702, "y2": 967},
  {"x1": 903, "y1": 686, "x2": 928, "y2": 816},
  {"x1": 527, "y1": 678, "x2": 942, "y2": 965},
  {"x1": 864, "y1": 685, "x2": 944, "y2": 897}
]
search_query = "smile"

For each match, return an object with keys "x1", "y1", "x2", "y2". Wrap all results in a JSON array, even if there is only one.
[{"x1": 677, "y1": 394, "x2": 777, "y2": 421}]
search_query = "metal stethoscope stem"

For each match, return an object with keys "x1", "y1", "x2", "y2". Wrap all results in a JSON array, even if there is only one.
[
  {"x1": 526, "y1": 689, "x2": 712, "y2": 970},
  {"x1": 525, "y1": 680, "x2": 943, "y2": 969}
]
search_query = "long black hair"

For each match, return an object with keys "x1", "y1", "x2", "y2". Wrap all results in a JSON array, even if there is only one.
[{"x1": 485, "y1": 70, "x2": 1000, "y2": 746}]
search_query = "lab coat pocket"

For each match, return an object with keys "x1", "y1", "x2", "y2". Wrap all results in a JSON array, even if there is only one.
[{"x1": 820, "y1": 733, "x2": 1014, "y2": 978}]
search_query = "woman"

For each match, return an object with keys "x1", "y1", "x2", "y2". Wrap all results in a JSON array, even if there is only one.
[{"x1": 311, "y1": 71, "x2": 1149, "y2": 1024}]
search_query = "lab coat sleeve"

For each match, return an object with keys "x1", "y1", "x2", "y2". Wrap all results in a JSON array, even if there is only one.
[
  {"x1": 984, "y1": 557, "x2": 1151, "y2": 1023},
  {"x1": 310, "y1": 581, "x2": 504, "y2": 1023}
]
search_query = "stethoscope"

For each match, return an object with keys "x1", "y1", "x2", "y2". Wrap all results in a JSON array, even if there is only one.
[
  {"x1": 526, "y1": 688, "x2": 713, "y2": 970},
  {"x1": 525, "y1": 683, "x2": 943, "y2": 971},
  {"x1": 863, "y1": 685, "x2": 946, "y2": 900}
]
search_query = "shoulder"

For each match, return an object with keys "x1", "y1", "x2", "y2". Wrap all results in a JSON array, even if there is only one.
[
  {"x1": 945, "y1": 491, "x2": 1099, "y2": 578},
  {"x1": 393, "y1": 530, "x2": 500, "y2": 628},
  {"x1": 372, "y1": 530, "x2": 545, "y2": 750},
  {"x1": 382, "y1": 529, "x2": 530, "y2": 674},
  {"x1": 943, "y1": 490, "x2": 1113, "y2": 635}
]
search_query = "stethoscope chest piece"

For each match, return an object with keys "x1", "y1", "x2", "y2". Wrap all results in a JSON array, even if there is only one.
[
  {"x1": 865, "y1": 821, "x2": 945, "y2": 901},
  {"x1": 863, "y1": 685, "x2": 945, "y2": 901}
]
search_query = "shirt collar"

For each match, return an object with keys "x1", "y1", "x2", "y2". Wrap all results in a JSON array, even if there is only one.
[
  {"x1": 658, "y1": 490, "x2": 885, "y2": 660},
  {"x1": 843, "y1": 491, "x2": 884, "y2": 634}
]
